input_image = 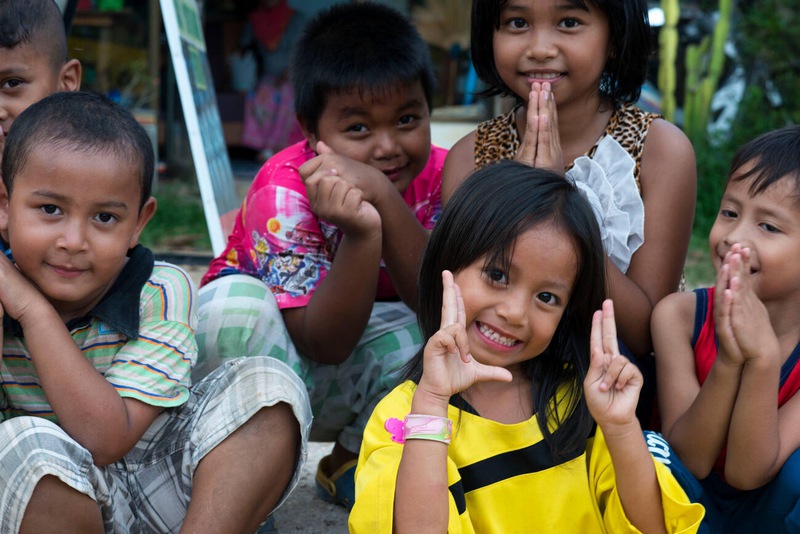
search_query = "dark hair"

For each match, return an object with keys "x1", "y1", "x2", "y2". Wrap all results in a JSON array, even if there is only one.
[
  {"x1": 728, "y1": 125, "x2": 800, "y2": 197},
  {"x1": 2, "y1": 91, "x2": 154, "y2": 210},
  {"x1": 406, "y1": 160, "x2": 606, "y2": 460},
  {"x1": 290, "y1": 1, "x2": 436, "y2": 135},
  {"x1": 470, "y1": 0, "x2": 650, "y2": 106},
  {"x1": 0, "y1": 0, "x2": 67, "y2": 70}
]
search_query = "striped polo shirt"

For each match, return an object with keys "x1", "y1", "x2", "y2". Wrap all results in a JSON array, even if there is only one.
[{"x1": 0, "y1": 245, "x2": 197, "y2": 422}]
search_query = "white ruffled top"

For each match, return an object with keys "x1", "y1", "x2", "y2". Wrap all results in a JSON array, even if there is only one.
[{"x1": 565, "y1": 134, "x2": 644, "y2": 273}]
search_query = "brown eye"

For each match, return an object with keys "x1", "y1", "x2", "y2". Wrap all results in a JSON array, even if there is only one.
[
  {"x1": 537, "y1": 292, "x2": 558, "y2": 305},
  {"x1": 486, "y1": 268, "x2": 508, "y2": 284}
]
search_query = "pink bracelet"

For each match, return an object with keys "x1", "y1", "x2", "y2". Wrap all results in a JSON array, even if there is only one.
[{"x1": 384, "y1": 414, "x2": 452, "y2": 445}]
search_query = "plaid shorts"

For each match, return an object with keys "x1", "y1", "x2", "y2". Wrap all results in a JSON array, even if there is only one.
[
  {"x1": 0, "y1": 356, "x2": 312, "y2": 534},
  {"x1": 196, "y1": 274, "x2": 422, "y2": 453}
]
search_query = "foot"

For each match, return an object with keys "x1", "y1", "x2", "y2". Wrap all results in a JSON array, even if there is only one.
[{"x1": 315, "y1": 443, "x2": 358, "y2": 510}]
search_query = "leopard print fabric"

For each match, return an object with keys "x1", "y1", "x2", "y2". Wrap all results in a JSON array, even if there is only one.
[
  {"x1": 473, "y1": 104, "x2": 686, "y2": 291},
  {"x1": 473, "y1": 104, "x2": 661, "y2": 193}
]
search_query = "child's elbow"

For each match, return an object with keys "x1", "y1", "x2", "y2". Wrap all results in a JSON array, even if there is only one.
[
  {"x1": 302, "y1": 342, "x2": 352, "y2": 365},
  {"x1": 89, "y1": 446, "x2": 128, "y2": 467},
  {"x1": 83, "y1": 436, "x2": 135, "y2": 467}
]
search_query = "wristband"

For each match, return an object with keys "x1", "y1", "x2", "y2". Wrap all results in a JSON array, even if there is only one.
[{"x1": 385, "y1": 414, "x2": 452, "y2": 445}]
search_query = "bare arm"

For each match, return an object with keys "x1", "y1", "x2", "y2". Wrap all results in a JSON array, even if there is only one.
[
  {"x1": 367, "y1": 174, "x2": 427, "y2": 312},
  {"x1": 308, "y1": 142, "x2": 429, "y2": 310},
  {"x1": 0, "y1": 258, "x2": 161, "y2": 465},
  {"x1": 283, "y1": 156, "x2": 383, "y2": 364},
  {"x1": 720, "y1": 248, "x2": 787, "y2": 488},
  {"x1": 393, "y1": 272, "x2": 512, "y2": 533},
  {"x1": 586, "y1": 300, "x2": 666, "y2": 534},
  {"x1": 441, "y1": 132, "x2": 477, "y2": 205},
  {"x1": 653, "y1": 280, "x2": 742, "y2": 478},
  {"x1": 611, "y1": 119, "x2": 696, "y2": 356}
]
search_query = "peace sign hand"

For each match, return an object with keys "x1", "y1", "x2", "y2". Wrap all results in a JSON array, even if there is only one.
[
  {"x1": 584, "y1": 299, "x2": 642, "y2": 428},
  {"x1": 416, "y1": 271, "x2": 513, "y2": 406}
]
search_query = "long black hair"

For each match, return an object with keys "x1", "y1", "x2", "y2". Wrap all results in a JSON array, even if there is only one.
[{"x1": 405, "y1": 160, "x2": 606, "y2": 459}]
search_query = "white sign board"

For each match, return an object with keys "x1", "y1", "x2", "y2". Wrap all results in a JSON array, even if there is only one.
[{"x1": 160, "y1": 0, "x2": 238, "y2": 255}]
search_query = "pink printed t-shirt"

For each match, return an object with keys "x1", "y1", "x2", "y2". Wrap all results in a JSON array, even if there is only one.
[{"x1": 201, "y1": 140, "x2": 447, "y2": 308}]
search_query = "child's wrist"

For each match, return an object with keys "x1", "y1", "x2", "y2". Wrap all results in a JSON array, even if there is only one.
[
  {"x1": 597, "y1": 418, "x2": 642, "y2": 442},
  {"x1": 410, "y1": 384, "x2": 451, "y2": 417},
  {"x1": 385, "y1": 414, "x2": 452, "y2": 445}
]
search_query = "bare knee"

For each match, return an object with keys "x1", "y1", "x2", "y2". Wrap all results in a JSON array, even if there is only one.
[
  {"x1": 20, "y1": 475, "x2": 103, "y2": 534},
  {"x1": 184, "y1": 403, "x2": 302, "y2": 533}
]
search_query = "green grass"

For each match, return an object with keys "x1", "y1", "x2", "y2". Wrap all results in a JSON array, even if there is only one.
[{"x1": 140, "y1": 179, "x2": 212, "y2": 252}]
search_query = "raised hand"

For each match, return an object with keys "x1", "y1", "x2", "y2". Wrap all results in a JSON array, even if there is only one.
[
  {"x1": 584, "y1": 299, "x2": 642, "y2": 427},
  {"x1": 717, "y1": 245, "x2": 779, "y2": 365},
  {"x1": 299, "y1": 142, "x2": 381, "y2": 238},
  {"x1": 416, "y1": 271, "x2": 512, "y2": 402},
  {"x1": 515, "y1": 82, "x2": 563, "y2": 174},
  {"x1": 0, "y1": 249, "x2": 52, "y2": 328},
  {"x1": 300, "y1": 141, "x2": 388, "y2": 205}
]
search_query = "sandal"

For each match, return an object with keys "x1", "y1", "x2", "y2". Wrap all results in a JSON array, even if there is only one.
[{"x1": 315, "y1": 454, "x2": 357, "y2": 510}]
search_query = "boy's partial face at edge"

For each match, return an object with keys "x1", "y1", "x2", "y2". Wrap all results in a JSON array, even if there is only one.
[
  {"x1": 0, "y1": 145, "x2": 156, "y2": 322},
  {"x1": 708, "y1": 163, "x2": 800, "y2": 303},
  {"x1": 300, "y1": 79, "x2": 431, "y2": 195},
  {"x1": 0, "y1": 42, "x2": 81, "y2": 157}
]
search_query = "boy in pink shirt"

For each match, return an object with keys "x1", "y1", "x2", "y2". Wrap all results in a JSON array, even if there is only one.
[{"x1": 196, "y1": 2, "x2": 447, "y2": 510}]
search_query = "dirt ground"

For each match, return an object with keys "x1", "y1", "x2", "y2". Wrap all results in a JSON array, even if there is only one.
[{"x1": 272, "y1": 441, "x2": 349, "y2": 533}]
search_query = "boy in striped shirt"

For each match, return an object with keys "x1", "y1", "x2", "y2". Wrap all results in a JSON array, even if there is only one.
[{"x1": 0, "y1": 91, "x2": 311, "y2": 533}]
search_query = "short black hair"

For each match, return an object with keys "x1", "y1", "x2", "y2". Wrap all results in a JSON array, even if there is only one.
[
  {"x1": 2, "y1": 91, "x2": 154, "y2": 210},
  {"x1": 0, "y1": 0, "x2": 67, "y2": 71},
  {"x1": 406, "y1": 160, "x2": 606, "y2": 461},
  {"x1": 290, "y1": 1, "x2": 436, "y2": 135},
  {"x1": 728, "y1": 125, "x2": 800, "y2": 198},
  {"x1": 470, "y1": 0, "x2": 650, "y2": 106}
]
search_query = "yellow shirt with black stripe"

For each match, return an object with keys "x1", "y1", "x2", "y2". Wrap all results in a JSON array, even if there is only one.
[{"x1": 350, "y1": 380, "x2": 704, "y2": 533}]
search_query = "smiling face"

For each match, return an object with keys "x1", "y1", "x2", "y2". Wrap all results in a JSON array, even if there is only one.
[
  {"x1": 708, "y1": 166, "x2": 800, "y2": 302},
  {"x1": 453, "y1": 221, "x2": 579, "y2": 377},
  {"x1": 0, "y1": 145, "x2": 155, "y2": 321},
  {"x1": 302, "y1": 80, "x2": 431, "y2": 195},
  {"x1": 0, "y1": 43, "x2": 80, "y2": 158},
  {"x1": 492, "y1": 0, "x2": 610, "y2": 107}
]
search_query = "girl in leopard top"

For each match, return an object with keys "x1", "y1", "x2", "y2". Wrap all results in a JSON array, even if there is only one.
[{"x1": 442, "y1": 0, "x2": 697, "y2": 426}]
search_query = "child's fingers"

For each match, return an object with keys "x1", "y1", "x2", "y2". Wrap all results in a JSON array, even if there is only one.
[
  {"x1": 298, "y1": 155, "x2": 325, "y2": 181},
  {"x1": 589, "y1": 309, "x2": 608, "y2": 372},
  {"x1": 440, "y1": 270, "x2": 458, "y2": 329},
  {"x1": 606, "y1": 355, "x2": 641, "y2": 391},
  {"x1": 737, "y1": 247, "x2": 752, "y2": 289},
  {"x1": 472, "y1": 360, "x2": 514, "y2": 384},
  {"x1": 453, "y1": 323, "x2": 473, "y2": 364},
  {"x1": 598, "y1": 355, "x2": 627, "y2": 392},
  {"x1": 452, "y1": 280, "x2": 467, "y2": 328},
  {"x1": 714, "y1": 261, "x2": 730, "y2": 297},
  {"x1": 600, "y1": 299, "x2": 620, "y2": 357},
  {"x1": 539, "y1": 83, "x2": 563, "y2": 173},
  {"x1": 515, "y1": 124, "x2": 538, "y2": 166},
  {"x1": 315, "y1": 140, "x2": 335, "y2": 155},
  {"x1": 589, "y1": 308, "x2": 602, "y2": 354},
  {"x1": 544, "y1": 81, "x2": 559, "y2": 127},
  {"x1": 514, "y1": 84, "x2": 539, "y2": 166}
]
